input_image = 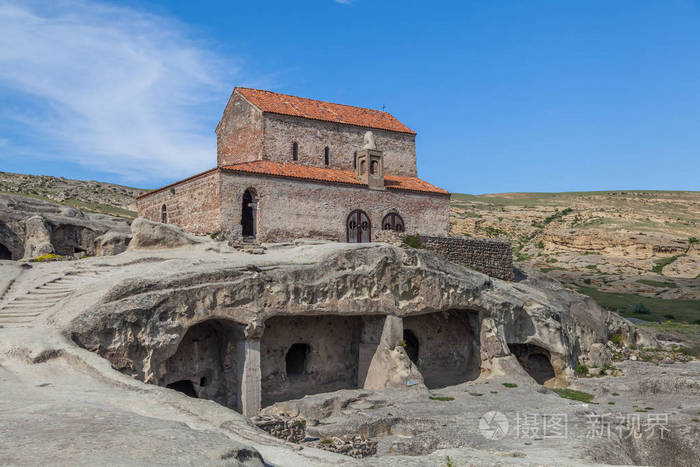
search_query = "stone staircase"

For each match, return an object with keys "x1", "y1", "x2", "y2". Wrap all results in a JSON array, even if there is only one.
[{"x1": 0, "y1": 268, "x2": 110, "y2": 329}]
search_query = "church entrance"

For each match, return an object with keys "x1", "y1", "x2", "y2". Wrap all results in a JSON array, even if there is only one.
[
  {"x1": 241, "y1": 189, "x2": 257, "y2": 238},
  {"x1": 346, "y1": 210, "x2": 371, "y2": 243}
]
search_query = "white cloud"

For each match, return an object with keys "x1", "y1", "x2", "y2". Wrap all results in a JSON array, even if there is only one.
[{"x1": 0, "y1": 1, "x2": 240, "y2": 183}]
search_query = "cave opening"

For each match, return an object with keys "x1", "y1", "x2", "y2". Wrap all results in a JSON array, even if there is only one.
[
  {"x1": 166, "y1": 380, "x2": 198, "y2": 398},
  {"x1": 508, "y1": 343, "x2": 556, "y2": 384},
  {"x1": 403, "y1": 329, "x2": 419, "y2": 364},
  {"x1": 285, "y1": 343, "x2": 309, "y2": 377},
  {"x1": 0, "y1": 243, "x2": 11, "y2": 260},
  {"x1": 161, "y1": 319, "x2": 244, "y2": 411},
  {"x1": 402, "y1": 310, "x2": 481, "y2": 388}
]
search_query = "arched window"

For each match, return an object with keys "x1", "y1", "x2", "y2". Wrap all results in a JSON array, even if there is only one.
[
  {"x1": 370, "y1": 160, "x2": 378, "y2": 175},
  {"x1": 353, "y1": 151, "x2": 357, "y2": 169},
  {"x1": 324, "y1": 146, "x2": 329, "y2": 166},
  {"x1": 161, "y1": 204, "x2": 167, "y2": 224},
  {"x1": 360, "y1": 159, "x2": 366, "y2": 174},
  {"x1": 292, "y1": 142, "x2": 298, "y2": 161},
  {"x1": 382, "y1": 212, "x2": 404, "y2": 232}
]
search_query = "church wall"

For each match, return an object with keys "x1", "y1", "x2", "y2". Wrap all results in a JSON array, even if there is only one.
[
  {"x1": 261, "y1": 113, "x2": 418, "y2": 177},
  {"x1": 219, "y1": 171, "x2": 450, "y2": 242},
  {"x1": 216, "y1": 92, "x2": 264, "y2": 167},
  {"x1": 136, "y1": 170, "x2": 222, "y2": 235}
]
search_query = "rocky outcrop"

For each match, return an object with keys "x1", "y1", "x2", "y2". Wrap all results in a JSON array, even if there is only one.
[
  {"x1": 67, "y1": 244, "x2": 652, "y2": 402},
  {"x1": 94, "y1": 232, "x2": 132, "y2": 256},
  {"x1": 0, "y1": 194, "x2": 131, "y2": 260},
  {"x1": 128, "y1": 217, "x2": 204, "y2": 250},
  {"x1": 0, "y1": 171, "x2": 143, "y2": 213}
]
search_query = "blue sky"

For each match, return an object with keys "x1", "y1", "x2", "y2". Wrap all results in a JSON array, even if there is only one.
[{"x1": 0, "y1": 0, "x2": 699, "y2": 193}]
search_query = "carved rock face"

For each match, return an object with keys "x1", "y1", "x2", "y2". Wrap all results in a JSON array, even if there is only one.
[{"x1": 66, "y1": 244, "x2": 653, "y2": 411}]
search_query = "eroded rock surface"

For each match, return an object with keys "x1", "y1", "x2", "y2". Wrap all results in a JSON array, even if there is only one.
[
  {"x1": 2, "y1": 237, "x2": 692, "y2": 466},
  {"x1": 0, "y1": 193, "x2": 131, "y2": 259}
]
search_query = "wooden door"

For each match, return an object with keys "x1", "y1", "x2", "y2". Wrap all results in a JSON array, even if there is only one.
[{"x1": 347, "y1": 210, "x2": 371, "y2": 243}]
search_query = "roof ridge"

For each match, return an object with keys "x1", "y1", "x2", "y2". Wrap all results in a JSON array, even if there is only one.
[{"x1": 234, "y1": 87, "x2": 396, "y2": 117}]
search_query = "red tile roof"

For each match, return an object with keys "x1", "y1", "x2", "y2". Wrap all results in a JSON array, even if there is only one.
[
  {"x1": 221, "y1": 160, "x2": 448, "y2": 195},
  {"x1": 236, "y1": 88, "x2": 416, "y2": 135}
]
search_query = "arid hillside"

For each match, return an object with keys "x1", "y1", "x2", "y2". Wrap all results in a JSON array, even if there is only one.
[
  {"x1": 0, "y1": 171, "x2": 145, "y2": 219},
  {"x1": 451, "y1": 191, "x2": 700, "y2": 326}
]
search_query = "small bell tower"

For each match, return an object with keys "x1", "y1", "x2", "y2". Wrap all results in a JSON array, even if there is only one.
[{"x1": 356, "y1": 131, "x2": 385, "y2": 190}]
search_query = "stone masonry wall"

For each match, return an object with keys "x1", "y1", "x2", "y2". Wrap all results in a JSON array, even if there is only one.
[
  {"x1": 216, "y1": 92, "x2": 264, "y2": 166},
  {"x1": 136, "y1": 170, "x2": 222, "y2": 235},
  {"x1": 219, "y1": 171, "x2": 450, "y2": 242},
  {"x1": 417, "y1": 235, "x2": 514, "y2": 281},
  {"x1": 262, "y1": 113, "x2": 417, "y2": 176}
]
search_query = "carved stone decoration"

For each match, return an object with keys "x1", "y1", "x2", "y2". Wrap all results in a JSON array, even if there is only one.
[{"x1": 362, "y1": 131, "x2": 377, "y2": 150}]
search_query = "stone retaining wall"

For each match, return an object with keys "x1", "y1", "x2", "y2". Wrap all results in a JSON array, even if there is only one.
[{"x1": 416, "y1": 235, "x2": 514, "y2": 281}]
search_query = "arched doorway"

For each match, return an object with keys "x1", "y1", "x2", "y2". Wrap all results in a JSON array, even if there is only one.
[
  {"x1": 241, "y1": 189, "x2": 257, "y2": 238},
  {"x1": 382, "y1": 213, "x2": 405, "y2": 233},
  {"x1": 346, "y1": 210, "x2": 371, "y2": 243},
  {"x1": 0, "y1": 243, "x2": 11, "y2": 260}
]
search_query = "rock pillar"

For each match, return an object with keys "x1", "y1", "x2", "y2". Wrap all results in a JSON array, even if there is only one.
[{"x1": 239, "y1": 338, "x2": 261, "y2": 417}]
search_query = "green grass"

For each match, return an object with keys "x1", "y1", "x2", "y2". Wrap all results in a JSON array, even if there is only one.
[
  {"x1": 403, "y1": 235, "x2": 423, "y2": 249},
  {"x1": 638, "y1": 321, "x2": 700, "y2": 357},
  {"x1": 636, "y1": 279, "x2": 678, "y2": 288},
  {"x1": 502, "y1": 382, "x2": 518, "y2": 388},
  {"x1": 652, "y1": 255, "x2": 684, "y2": 274},
  {"x1": 553, "y1": 388, "x2": 595, "y2": 403},
  {"x1": 577, "y1": 286, "x2": 700, "y2": 324},
  {"x1": 429, "y1": 396, "x2": 455, "y2": 401},
  {"x1": 30, "y1": 253, "x2": 63, "y2": 262}
]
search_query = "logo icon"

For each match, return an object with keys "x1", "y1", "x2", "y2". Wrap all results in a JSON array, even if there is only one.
[{"x1": 479, "y1": 411, "x2": 509, "y2": 440}]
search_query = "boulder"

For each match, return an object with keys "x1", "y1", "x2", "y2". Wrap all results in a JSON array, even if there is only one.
[
  {"x1": 94, "y1": 231, "x2": 132, "y2": 256},
  {"x1": 23, "y1": 215, "x2": 54, "y2": 258},
  {"x1": 587, "y1": 342, "x2": 613, "y2": 368},
  {"x1": 128, "y1": 217, "x2": 205, "y2": 250}
]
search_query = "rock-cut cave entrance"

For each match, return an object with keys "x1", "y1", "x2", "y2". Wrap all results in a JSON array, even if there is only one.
[
  {"x1": 261, "y1": 315, "x2": 363, "y2": 406},
  {"x1": 508, "y1": 343, "x2": 556, "y2": 384},
  {"x1": 0, "y1": 243, "x2": 11, "y2": 260},
  {"x1": 161, "y1": 319, "x2": 245, "y2": 411},
  {"x1": 285, "y1": 343, "x2": 310, "y2": 377},
  {"x1": 403, "y1": 329, "x2": 419, "y2": 365},
  {"x1": 403, "y1": 310, "x2": 481, "y2": 388}
]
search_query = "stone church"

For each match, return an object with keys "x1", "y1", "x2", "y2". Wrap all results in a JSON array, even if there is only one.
[{"x1": 137, "y1": 87, "x2": 450, "y2": 243}]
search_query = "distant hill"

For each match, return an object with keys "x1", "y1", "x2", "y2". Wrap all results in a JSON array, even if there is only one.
[
  {"x1": 450, "y1": 190, "x2": 699, "y2": 322},
  {"x1": 0, "y1": 171, "x2": 146, "y2": 219}
]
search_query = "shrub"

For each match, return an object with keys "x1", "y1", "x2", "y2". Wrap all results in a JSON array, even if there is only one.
[
  {"x1": 502, "y1": 382, "x2": 517, "y2": 388},
  {"x1": 553, "y1": 388, "x2": 594, "y2": 403},
  {"x1": 31, "y1": 253, "x2": 63, "y2": 263},
  {"x1": 632, "y1": 303, "x2": 651, "y2": 314},
  {"x1": 689, "y1": 237, "x2": 699, "y2": 244},
  {"x1": 611, "y1": 334, "x2": 623, "y2": 345},
  {"x1": 429, "y1": 396, "x2": 454, "y2": 401},
  {"x1": 575, "y1": 364, "x2": 589, "y2": 376},
  {"x1": 403, "y1": 235, "x2": 423, "y2": 249}
]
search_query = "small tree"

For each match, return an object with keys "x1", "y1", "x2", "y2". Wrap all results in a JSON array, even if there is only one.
[{"x1": 632, "y1": 303, "x2": 651, "y2": 314}]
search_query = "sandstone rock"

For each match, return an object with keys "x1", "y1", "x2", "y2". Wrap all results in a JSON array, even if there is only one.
[
  {"x1": 128, "y1": 217, "x2": 205, "y2": 250},
  {"x1": 23, "y1": 215, "x2": 54, "y2": 258},
  {"x1": 587, "y1": 342, "x2": 613, "y2": 368},
  {"x1": 94, "y1": 231, "x2": 132, "y2": 256},
  {"x1": 0, "y1": 193, "x2": 131, "y2": 260}
]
